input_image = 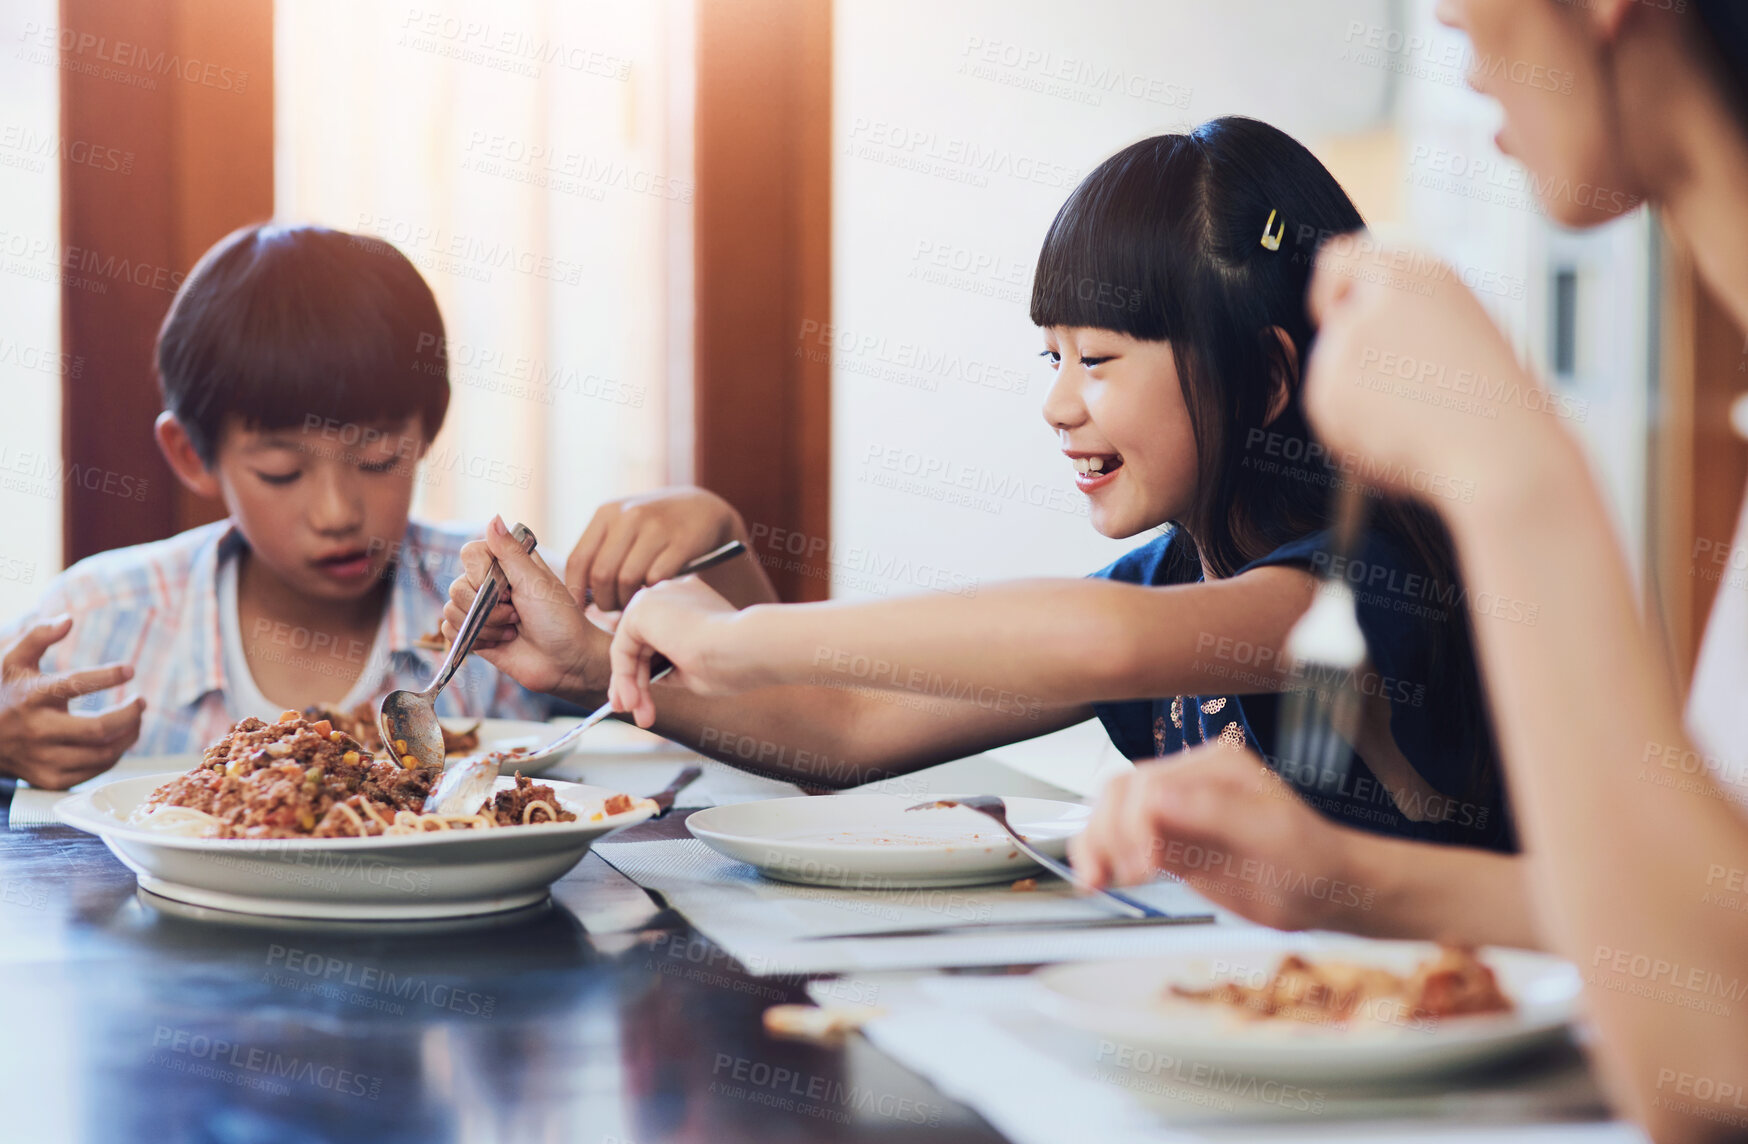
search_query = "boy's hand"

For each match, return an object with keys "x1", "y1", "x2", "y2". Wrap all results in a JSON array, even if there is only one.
[
  {"x1": 565, "y1": 487, "x2": 750, "y2": 612},
  {"x1": 607, "y1": 577, "x2": 754, "y2": 728},
  {"x1": 443, "y1": 517, "x2": 607, "y2": 701},
  {"x1": 0, "y1": 616, "x2": 145, "y2": 789},
  {"x1": 1068, "y1": 744, "x2": 1360, "y2": 932}
]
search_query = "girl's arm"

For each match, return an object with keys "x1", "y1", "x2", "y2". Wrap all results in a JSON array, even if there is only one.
[
  {"x1": 445, "y1": 519, "x2": 1090, "y2": 785},
  {"x1": 1070, "y1": 744, "x2": 1538, "y2": 949},
  {"x1": 606, "y1": 565, "x2": 1317, "y2": 727},
  {"x1": 1305, "y1": 240, "x2": 1748, "y2": 1140}
]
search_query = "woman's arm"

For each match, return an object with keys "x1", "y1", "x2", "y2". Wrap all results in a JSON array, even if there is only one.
[
  {"x1": 606, "y1": 565, "x2": 1317, "y2": 727},
  {"x1": 1070, "y1": 744, "x2": 1538, "y2": 949},
  {"x1": 1305, "y1": 240, "x2": 1748, "y2": 1140}
]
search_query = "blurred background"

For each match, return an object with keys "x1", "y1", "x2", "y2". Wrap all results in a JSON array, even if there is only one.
[{"x1": 1, "y1": 0, "x2": 1738, "y2": 781}]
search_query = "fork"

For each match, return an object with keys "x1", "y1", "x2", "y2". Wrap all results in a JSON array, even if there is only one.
[
  {"x1": 907, "y1": 797, "x2": 1170, "y2": 920},
  {"x1": 1275, "y1": 482, "x2": 1371, "y2": 788}
]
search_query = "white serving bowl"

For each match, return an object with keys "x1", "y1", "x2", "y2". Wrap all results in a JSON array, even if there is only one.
[{"x1": 57, "y1": 772, "x2": 655, "y2": 920}]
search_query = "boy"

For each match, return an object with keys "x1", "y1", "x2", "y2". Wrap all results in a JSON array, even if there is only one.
[{"x1": 0, "y1": 223, "x2": 765, "y2": 787}]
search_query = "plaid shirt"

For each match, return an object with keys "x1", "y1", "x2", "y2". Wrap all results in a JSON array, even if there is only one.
[{"x1": 3, "y1": 519, "x2": 553, "y2": 757}]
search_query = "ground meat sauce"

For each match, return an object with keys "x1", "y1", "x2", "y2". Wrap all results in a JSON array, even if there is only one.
[
  {"x1": 144, "y1": 714, "x2": 580, "y2": 839},
  {"x1": 481, "y1": 773, "x2": 578, "y2": 826},
  {"x1": 302, "y1": 702, "x2": 482, "y2": 756}
]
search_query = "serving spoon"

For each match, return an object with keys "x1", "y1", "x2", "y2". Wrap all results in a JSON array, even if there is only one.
[
  {"x1": 424, "y1": 540, "x2": 747, "y2": 815},
  {"x1": 378, "y1": 522, "x2": 539, "y2": 776}
]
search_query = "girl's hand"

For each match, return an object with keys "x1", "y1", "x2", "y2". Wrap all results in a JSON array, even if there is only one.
[
  {"x1": 1069, "y1": 744, "x2": 1364, "y2": 932},
  {"x1": 607, "y1": 577, "x2": 758, "y2": 727},
  {"x1": 565, "y1": 487, "x2": 750, "y2": 613},
  {"x1": 1303, "y1": 235, "x2": 1565, "y2": 508},
  {"x1": 443, "y1": 516, "x2": 604, "y2": 699}
]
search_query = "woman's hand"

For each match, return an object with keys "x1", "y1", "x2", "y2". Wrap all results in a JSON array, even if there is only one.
[
  {"x1": 443, "y1": 516, "x2": 605, "y2": 700},
  {"x1": 565, "y1": 487, "x2": 751, "y2": 613},
  {"x1": 1069, "y1": 744, "x2": 1368, "y2": 932},
  {"x1": 607, "y1": 578, "x2": 766, "y2": 727},
  {"x1": 1303, "y1": 235, "x2": 1569, "y2": 510}
]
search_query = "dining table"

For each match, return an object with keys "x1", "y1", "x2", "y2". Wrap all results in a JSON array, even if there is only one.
[{"x1": 0, "y1": 742, "x2": 1639, "y2": 1144}]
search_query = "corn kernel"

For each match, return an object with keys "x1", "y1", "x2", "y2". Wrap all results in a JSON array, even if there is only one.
[
  {"x1": 401, "y1": 754, "x2": 420, "y2": 769},
  {"x1": 393, "y1": 739, "x2": 408, "y2": 753},
  {"x1": 298, "y1": 809, "x2": 316, "y2": 830},
  {"x1": 341, "y1": 751, "x2": 360, "y2": 767}
]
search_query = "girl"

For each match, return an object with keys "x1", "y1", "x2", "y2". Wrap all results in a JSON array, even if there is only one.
[{"x1": 449, "y1": 118, "x2": 1521, "y2": 933}]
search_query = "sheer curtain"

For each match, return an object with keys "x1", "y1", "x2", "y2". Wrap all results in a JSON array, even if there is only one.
[{"x1": 275, "y1": 0, "x2": 691, "y2": 548}]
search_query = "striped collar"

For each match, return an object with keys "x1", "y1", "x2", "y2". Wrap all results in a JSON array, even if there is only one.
[{"x1": 166, "y1": 520, "x2": 451, "y2": 711}]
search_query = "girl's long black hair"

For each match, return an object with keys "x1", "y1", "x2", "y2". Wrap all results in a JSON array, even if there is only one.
[{"x1": 1031, "y1": 116, "x2": 1502, "y2": 821}]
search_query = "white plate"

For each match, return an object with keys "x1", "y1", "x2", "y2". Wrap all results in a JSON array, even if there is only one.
[
  {"x1": 1033, "y1": 937, "x2": 1582, "y2": 1084},
  {"x1": 56, "y1": 772, "x2": 656, "y2": 920},
  {"x1": 685, "y1": 795, "x2": 1088, "y2": 888}
]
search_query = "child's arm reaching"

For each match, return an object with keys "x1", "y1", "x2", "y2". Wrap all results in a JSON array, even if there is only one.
[
  {"x1": 446, "y1": 518, "x2": 1091, "y2": 785},
  {"x1": 604, "y1": 563, "x2": 1318, "y2": 729},
  {"x1": 564, "y1": 486, "x2": 777, "y2": 612},
  {"x1": 1068, "y1": 744, "x2": 1536, "y2": 950}
]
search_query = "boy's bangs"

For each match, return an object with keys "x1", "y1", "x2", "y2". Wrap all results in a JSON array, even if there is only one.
[
  {"x1": 158, "y1": 225, "x2": 449, "y2": 461},
  {"x1": 213, "y1": 261, "x2": 438, "y2": 440}
]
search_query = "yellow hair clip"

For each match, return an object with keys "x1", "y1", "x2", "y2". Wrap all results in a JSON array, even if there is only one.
[{"x1": 1260, "y1": 209, "x2": 1284, "y2": 251}]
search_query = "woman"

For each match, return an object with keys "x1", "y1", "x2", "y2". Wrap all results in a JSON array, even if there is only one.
[{"x1": 1084, "y1": 2, "x2": 1748, "y2": 1139}]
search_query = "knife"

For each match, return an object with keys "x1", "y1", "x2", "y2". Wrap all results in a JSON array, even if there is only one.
[
  {"x1": 800, "y1": 912, "x2": 1215, "y2": 941},
  {"x1": 647, "y1": 765, "x2": 703, "y2": 818}
]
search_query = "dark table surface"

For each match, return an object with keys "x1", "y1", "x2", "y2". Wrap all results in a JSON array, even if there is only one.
[{"x1": 0, "y1": 797, "x2": 1007, "y2": 1144}]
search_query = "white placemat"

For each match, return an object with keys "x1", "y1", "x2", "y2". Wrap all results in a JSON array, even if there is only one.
[
  {"x1": 591, "y1": 835, "x2": 1231, "y2": 975},
  {"x1": 819, "y1": 974, "x2": 1642, "y2": 1144}
]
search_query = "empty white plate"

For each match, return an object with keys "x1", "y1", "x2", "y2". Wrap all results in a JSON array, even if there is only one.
[
  {"x1": 685, "y1": 794, "x2": 1089, "y2": 888},
  {"x1": 1032, "y1": 937, "x2": 1582, "y2": 1084},
  {"x1": 57, "y1": 773, "x2": 656, "y2": 920}
]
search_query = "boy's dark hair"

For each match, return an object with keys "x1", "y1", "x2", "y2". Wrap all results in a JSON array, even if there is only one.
[
  {"x1": 156, "y1": 223, "x2": 449, "y2": 464},
  {"x1": 1031, "y1": 116, "x2": 1504, "y2": 837}
]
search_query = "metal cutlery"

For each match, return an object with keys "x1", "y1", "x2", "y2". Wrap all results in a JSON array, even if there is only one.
[
  {"x1": 1276, "y1": 482, "x2": 1371, "y2": 789},
  {"x1": 381, "y1": 521, "x2": 538, "y2": 778},
  {"x1": 425, "y1": 541, "x2": 747, "y2": 815},
  {"x1": 907, "y1": 796, "x2": 1176, "y2": 920}
]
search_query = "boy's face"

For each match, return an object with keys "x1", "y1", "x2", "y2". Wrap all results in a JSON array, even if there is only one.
[{"x1": 206, "y1": 415, "x2": 427, "y2": 601}]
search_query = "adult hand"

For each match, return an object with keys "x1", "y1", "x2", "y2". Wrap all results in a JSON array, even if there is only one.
[
  {"x1": 443, "y1": 516, "x2": 606, "y2": 699},
  {"x1": 1303, "y1": 234, "x2": 1571, "y2": 508},
  {"x1": 1069, "y1": 744, "x2": 1373, "y2": 931},
  {"x1": 0, "y1": 616, "x2": 144, "y2": 789}
]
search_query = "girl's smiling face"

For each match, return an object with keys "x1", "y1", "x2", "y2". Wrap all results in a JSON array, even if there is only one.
[{"x1": 1041, "y1": 325, "x2": 1199, "y2": 539}]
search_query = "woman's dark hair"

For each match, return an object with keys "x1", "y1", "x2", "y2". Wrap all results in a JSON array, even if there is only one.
[
  {"x1": 1694, "y1": 0, "x2": 1748, "y2": 130},
  {"x1": 1031, "y1": 116, "x2": 1502, "y2": 819},
  {"x1": 157, "y1": 223, "x2": 450, "y2": 464}
]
